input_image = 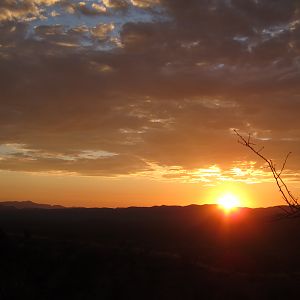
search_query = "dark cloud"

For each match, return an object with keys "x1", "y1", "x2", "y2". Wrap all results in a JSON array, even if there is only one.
[{"x1": 0, "y1": 0, "x2": 300, "y2": 179}]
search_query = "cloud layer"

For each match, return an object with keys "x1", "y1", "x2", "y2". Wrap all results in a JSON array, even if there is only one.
[{"x1": 1, "y1": 0, "x2": 300, "y2": 184}]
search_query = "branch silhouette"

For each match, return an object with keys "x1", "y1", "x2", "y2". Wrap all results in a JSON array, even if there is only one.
[{"x1": 234, "y1": 130, "x2": 299, "y2": 217}]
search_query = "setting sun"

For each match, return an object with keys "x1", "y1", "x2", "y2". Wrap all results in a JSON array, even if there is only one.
[{"x1": 217, "y1": 193, "x2": 241, "y2": 212}]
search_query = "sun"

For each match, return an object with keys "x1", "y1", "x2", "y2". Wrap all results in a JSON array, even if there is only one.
[{"x1": 217, "y1": 193, "x2": 240, "y2": 212}]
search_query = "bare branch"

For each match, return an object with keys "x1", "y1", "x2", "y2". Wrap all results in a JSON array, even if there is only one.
[
  {"x1": 278, "y1": 152, "x2": 291, "y2": 177},
  {"x1": 234, "y1": 130, "x2": 299, "y2": 216},
  {"x1": 257, "y1": 146, "x2": 264, "y2": 153}
]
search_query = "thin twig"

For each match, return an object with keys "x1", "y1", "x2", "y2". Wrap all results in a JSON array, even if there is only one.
[{"x1": 234, "y1": 130, "x2": 299, "y2": 216}]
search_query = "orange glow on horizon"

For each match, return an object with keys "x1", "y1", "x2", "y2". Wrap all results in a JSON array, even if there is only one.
[{"x1": 0, "y1": 171, "x2": 284, "y2": 208}]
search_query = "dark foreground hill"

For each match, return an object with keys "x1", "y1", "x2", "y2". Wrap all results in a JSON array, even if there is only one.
[{"x1": 0, "y1": 204, "x2": 300, "y2": 299}]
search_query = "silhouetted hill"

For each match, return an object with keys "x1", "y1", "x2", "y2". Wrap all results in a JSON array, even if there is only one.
[
  {"x1": 0, "y1": 200, "x2": 65, "y2": 209},
  {"x1": 0, "y1": 204, "x2": 300, "y2": 299}
]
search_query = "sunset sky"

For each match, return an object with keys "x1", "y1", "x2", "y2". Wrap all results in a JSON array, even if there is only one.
[{"x1": 1, "y1": 0, "x2": 300, "y2": 207}]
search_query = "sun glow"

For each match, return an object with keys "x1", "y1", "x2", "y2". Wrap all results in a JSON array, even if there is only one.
[{"x1": 217, "y1": 193, "x2": 240, "y2": 212}]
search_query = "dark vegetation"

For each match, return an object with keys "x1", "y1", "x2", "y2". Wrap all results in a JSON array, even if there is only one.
[{"x1": 1, "y1": 203, "x2": 300, "y2": 299}]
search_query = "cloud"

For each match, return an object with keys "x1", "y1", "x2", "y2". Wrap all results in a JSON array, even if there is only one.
[
  {"x1": 90, "y1": 23, "x2": 115, "y2": 39},
  {"x1": 76, "y1": 2, "x2": 106, "y2": 15},
  {"x1": 65, "y1": 1, "x2": 107, "y2": 16},
  {"x1": 0, "y1": 0, "x2": 300, "y2": 182},
  {"x1": 0, "y1": 143, "x2": 148, "y2": 176},
  {"x1": 0, "y1": 0, "x2": 59, "y2": 22},
  {"x1": 130, "y1": 0, "x2": 160, "y2": 8},
  {"x1": 0, "y1": 152, "x2": 150, "y2": 176},
  {"x1": 91, "y1": 3, "x2": 107, "y2": 13},
  {"x1": 102, "y1": 0, "x2": 128, "y2": 9}
]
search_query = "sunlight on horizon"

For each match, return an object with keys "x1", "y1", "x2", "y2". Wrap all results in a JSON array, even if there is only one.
[{"x1": 217, "y1": 193, "x2": 241, "y2": 213}]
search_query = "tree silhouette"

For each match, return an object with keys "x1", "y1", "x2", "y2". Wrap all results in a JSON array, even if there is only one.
[{"x1": 234, "y1": 130, "x2": 300, "y2": 217}]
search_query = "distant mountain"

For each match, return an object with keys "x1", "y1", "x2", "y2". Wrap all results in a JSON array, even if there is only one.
[{"x1": 0, "y1": 201, "x2": 65, "y2": 209}]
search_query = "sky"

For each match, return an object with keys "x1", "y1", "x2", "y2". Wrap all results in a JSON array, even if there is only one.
[{"x1": 0, "y1": 0, "x2": 300, "y2": 208}]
